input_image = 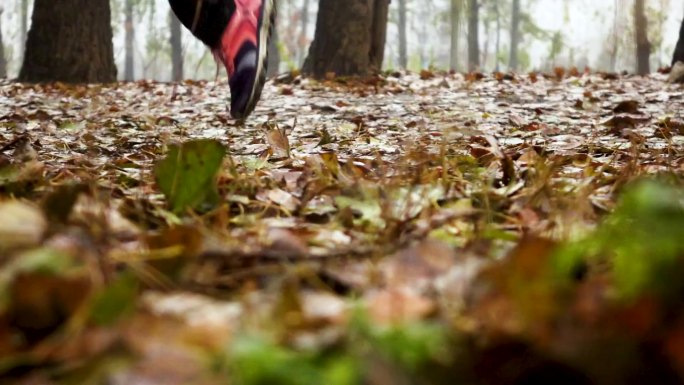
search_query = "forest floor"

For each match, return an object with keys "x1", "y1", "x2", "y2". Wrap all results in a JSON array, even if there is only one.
[{"x1": 1, "y1": 71, "x2": 684, "y2": 385}]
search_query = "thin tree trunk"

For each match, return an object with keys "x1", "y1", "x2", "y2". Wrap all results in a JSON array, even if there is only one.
[
  {"x1": 0, "y1": 8, "x2": 6, "y2": 78},
  {"x1": 634, "y1": 0, "x2": 651, "y2": 75},
  {"x1": 509, "y1": 0, "x2": 520, "y2": 71},
  {"x1": 299, "y1": 0, "x2": 310, "y2": 66},
  {"x1": 672, "y1": 17, "x2": 684, "y2": 65},
  {"x1": 467, "y1": 0, "x2": 479, "y2": 71},
  {"x1": 20, "y1": 0, "x2": 116, "y2": 83},
  {"x1": 304, "y1": 0, "x2": 389, "y2": 78},
  {"x1": 450, "y1": 0, "x2": 462, "y2": 71},
  {"x1": 419, "y1": 5, "x2": 428, "y2": 67},
  {"x1": 267, "y1": 27, "x2": 280, "y2": 77},
  {"x1": 482, "y1": 9, "x2": 490, "y2": 68},
  {"x1": 398, "y1": 0, "x2": 408, "y2": 69},
  {"x1": 610, "y1": 0, "x2": 618, "y2": 72},
  {"x1": 170, "y1": 9, "x2": 184, "y2": 81},
  {"x1": 495, "y1": 1, "x2": 501, "y2": 72},
  {"x1": 20, "y1": 0, "x2": 29, "y2": 63},
  {"x1": 145, "y1": 0, "x2": 158, "y2": 79},
  {"x1": 124, "y1": 0, "x2": 135, "y2": 81}
]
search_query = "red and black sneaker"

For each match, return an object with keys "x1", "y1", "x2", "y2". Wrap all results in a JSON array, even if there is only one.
[{"x1": 213, "y1": 0, "x2": 276, "y2": 120}]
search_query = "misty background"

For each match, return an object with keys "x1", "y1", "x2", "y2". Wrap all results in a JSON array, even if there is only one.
[{"x1": 1, "y1": 0, "x2": 682, "y2": 81}]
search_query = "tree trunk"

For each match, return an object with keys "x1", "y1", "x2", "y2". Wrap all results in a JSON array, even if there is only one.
[
  {"x1": 20, "y1": 0, "x2": 29, "y2": 63},
  {"x1": 509, "y1": 0, "x2": 520, "y2": 71},
  {"x1": 418, "y1": 5, "x2": 428, "y2": 67},
  {"x1": 467, "y1": 0, "x2": 479, "y2": 71},
  {"x1": 495, "y1": 1, "x2": 501, "y2": 72},
  {"x1": 267, "y1": 27, "x2": 280, "y2": 77},
  {"x1": 0, "y1": 8, "x2": 6, "y2": 78},
  {"x1": 369, "y1": 0, "x2": 390, "y2": 71},
  {"x1": 610, "y1": 0, "x2": 618, "y2": 72},
  {"x1": 672, "y1": 17, "x2": 684, "y2": 65},
  {"x1": 124, "y1": 0, "x2": 135, "y2": 81},
  {"x1": 482, "y1": 9, "x2": 490, "y2": 67},
  {"x1": 634, "y1": 0, "x2": 651, "y2": 75},
  {"x1": 398, "y1": 0, "x2": 408, "y2": 69},
  {"x1": 450, "y1": 0, "x2": 463, "y2": 71},
  {"x1": 303, "y1": 0, "x2": 390, "y2": 78},
  {"x1": 299, "y1": 0, "x2": 310, "y2": 66},
  {"x1": 170, "y1": 9, "x2": 184, "y2": 81},
  {"x1": 20, "y1": 0, "x2": 116, "y2": 83}
]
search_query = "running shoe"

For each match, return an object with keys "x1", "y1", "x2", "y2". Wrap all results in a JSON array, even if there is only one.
[{"x1": 213, "y1": 0, "x2": 276, "y2": 120}]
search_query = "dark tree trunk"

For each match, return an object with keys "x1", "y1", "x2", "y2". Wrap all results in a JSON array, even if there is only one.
[
  {"x1": 398, "y1": 0, "x2": 408, "y2": 69},
  {"x1": 634, "y1": 0, "x2": 651, "y2": 75},
  {"x1": 20, "y1": 0, "x2": 116, "y2": 83},
  {"x1": 450, "y1": 0, "x2": 463, "y2": 71},
  {"x1": 170, "y1": 10, "x2": 184, "y2": 81},
  {"x1": 0, "y1": 8, "x2": 6, "y2": 78},
  {"x1": 124, "y1": 0, "x2": 135, "y2": 81},
  {"x1": 509, "y1": 0, "x2": 520, "y2": 71},
  {"x1": 672, "y1": 18, "x2": 684, "y2": 65},
  {"x1": 267, "y1": 27, "x2": 280, "y2": 77},
  {"x1": 303, "y1": 0, "x2": 390, "y2": 78},
  {"x1": 467, "y1": 0, "x2": 479, "y2": 71},
  {"x1": 369, "y1": 0, "x2": 389, "y2": 70}
]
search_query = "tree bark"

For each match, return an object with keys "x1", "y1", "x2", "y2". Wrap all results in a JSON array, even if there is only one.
[
  {"x1": 509, "y1": 0, "x2": 520, "y2": 71},
  {"x1": 303, "y1": 0, "x2": 390, "y2": 78},
  {"x1": 450, "y1": 0, "x2": 463, "y2": 71},
  {"x1": 397, "y1": 0, "x2": 408, "y2": 69},
  {"x1": 467, "y1": 0, "x2": 479, "y2": 71},
  {"x1": 170, "y1": 9, "x2": 184, "y2": 81},
  {"x1": 0, "y1": 8, "x2": 6, "y2": 78},
  {"x1": 20, "y1": 0, "x2": 116, "y2": 83},
  {"x1": 672, "y1": 17, "x2": 684, "y2": 65},
  {"x1": 634, "y1": 0, "x2": 651, "y2": 75},
  {"x1": 124, "y1": 0, "x2": 135, "y2": 81}
]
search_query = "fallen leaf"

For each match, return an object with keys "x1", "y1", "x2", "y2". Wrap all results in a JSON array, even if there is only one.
[{"x1": 154, "y1": 139, "x2": 226, "y2": 213}]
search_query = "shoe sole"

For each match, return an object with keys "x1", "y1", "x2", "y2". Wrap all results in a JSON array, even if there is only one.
[{"x1": 232, "y1": 0, "x2": 276, "y2": 120}]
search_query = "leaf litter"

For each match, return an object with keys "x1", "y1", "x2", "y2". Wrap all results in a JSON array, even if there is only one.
[{"x1": 0, "y1": 71, "x2": 684, "y2": 384}]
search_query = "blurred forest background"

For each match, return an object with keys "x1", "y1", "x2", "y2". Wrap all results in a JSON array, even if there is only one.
[{"x1": 0, "y1": 0, "x2": 682, "y2": 81}]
